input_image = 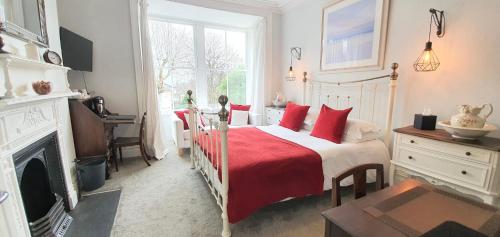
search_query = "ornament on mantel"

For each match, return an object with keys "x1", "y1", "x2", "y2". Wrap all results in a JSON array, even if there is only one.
[{"x1": 32, "y1": 81, "x2": 52, "y2": 95}]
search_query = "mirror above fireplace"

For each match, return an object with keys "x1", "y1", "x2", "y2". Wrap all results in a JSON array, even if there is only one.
[{"x1": 0, "y1": 0, "x2": 49, "y2": 47}]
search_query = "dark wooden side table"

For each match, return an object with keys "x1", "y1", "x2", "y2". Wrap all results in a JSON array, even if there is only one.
[
  {"x1": 322, "y1": 180, "x2": 418, "y2": 237},
  {"x1": 322, "y1": 179, "x2": 499, "y2": 237}
]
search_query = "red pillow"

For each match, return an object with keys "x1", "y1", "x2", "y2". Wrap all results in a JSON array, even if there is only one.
[
  {"x1": 310, "y1": 105, "x2": 352, "y2": 143},
  {"x1": 229, "y1": 103, "x2": 251, "y2": 124},
  {"x1": 174, "y1": 110, "x2": 190, "y2": 130},
  {"x1": 279, "y1": 102, "x2": 310, "y2": 131}
]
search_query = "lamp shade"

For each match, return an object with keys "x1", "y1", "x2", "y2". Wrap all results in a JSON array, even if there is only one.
[{"x1": 414, "y1": 41, "x2": 440, "y2": 72}]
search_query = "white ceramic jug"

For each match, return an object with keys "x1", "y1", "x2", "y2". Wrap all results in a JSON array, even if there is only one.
[{"x1": 450, "y1": 104, "x2": 493, "y2": 128}]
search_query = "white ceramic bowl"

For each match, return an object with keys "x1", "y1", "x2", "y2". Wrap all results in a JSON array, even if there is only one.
[{"x1": 438, "y1": 121, "x2": 497, "y2": 140}]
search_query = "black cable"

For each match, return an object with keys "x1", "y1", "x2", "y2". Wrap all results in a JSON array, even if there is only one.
[{"x1": 81, "y1": 71, "x2": 89, "y2": 91}]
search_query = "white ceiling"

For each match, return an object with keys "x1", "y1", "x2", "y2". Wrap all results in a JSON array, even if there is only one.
[
  {"x1": 149, "y1": 0, "x2": 264, "y2": 28},
  {"x1": 218, "y1": 0, "x2": 301, "y2": 10}
]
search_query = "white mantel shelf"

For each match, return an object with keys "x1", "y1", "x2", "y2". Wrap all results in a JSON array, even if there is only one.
[
  {"x1": 0, "y1": 91, "x2": 79, "y2": 109},
  {"x1": 0, "y1": 54, "x2": 71, "y2": 71}
]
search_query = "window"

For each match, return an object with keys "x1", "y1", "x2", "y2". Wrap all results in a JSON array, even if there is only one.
[
  {"x1": 205, "y1": 28, "x2": 247, "y2": 105},
  {"x1": 149, "y1": 19, "x2": 248, "y2": 110},
  {"x1": 149, "y1": 20, "x2": 195, "y2": 110}
]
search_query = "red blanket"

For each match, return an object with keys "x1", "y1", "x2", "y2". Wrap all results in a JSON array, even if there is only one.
[{"x1": 198, "y1": 127, "x2": 324, "y2": 223}]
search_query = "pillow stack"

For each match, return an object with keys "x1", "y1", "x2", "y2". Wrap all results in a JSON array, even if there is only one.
[
  {"x1": 310, "y1": 105, "x2": 352, "y2": 143},
  {"x1": 278, "y1": 103, "x2": 381, "y2": 144},
  {"x1": 229, "y1": 103, "x2": 251, "y2": 126},
  {"x1": 343, "y1": 119, "x2": 381, "y2": 143},
  {"x1": 279, "y1": 102, "x2": 310, "y2": 131}
]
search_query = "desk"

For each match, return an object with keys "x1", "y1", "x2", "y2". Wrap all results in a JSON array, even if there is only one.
[
  {"x1": 69, "y1": 99, "x2": 136, "y2": 176},
  {"x1": 322, "y1": 179, "x2": 499, "y2": 237}
]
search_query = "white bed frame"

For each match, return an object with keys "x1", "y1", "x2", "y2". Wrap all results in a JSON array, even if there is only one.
[{"x1": 187, "y1": 63, "x2": 399, "y2": 237}]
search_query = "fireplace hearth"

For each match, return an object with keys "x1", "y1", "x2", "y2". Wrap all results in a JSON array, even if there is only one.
[{"x1": 13, "y1": 132, "x2": 73, "y2": 237}]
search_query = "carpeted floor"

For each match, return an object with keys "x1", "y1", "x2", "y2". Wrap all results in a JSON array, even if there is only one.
[{"x1": 92, "y1": 143, "x2": 356, "y2": 237}]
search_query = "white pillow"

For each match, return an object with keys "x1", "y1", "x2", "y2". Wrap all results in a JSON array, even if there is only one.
[
  {"x1": 230, "y1": 110, "x2": 249, "y2": 126},
  {"x1": 303, "y1": 109, "x2": 320, "y2": 130},
  {"x1": 343, "y1": 119, "x2": 381, "y2": 143}
]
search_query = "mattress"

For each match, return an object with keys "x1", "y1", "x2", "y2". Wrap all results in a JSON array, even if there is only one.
[{"x1": 258, "y1": 125, "x2": 391, "y2": 189}]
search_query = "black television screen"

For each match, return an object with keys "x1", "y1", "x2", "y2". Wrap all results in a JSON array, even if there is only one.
[{"x1": 60, "y1": 27, "x2": 93, "y2": 72}]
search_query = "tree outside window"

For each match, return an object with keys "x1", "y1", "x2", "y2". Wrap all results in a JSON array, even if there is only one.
[{"x1": 149, "y1": 19, "x2": 248, "y2": 111}]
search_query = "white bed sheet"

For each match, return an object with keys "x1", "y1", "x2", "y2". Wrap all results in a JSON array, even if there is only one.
[{"x1": 257, "y1": 125, "x2": 391, "y2": 190}]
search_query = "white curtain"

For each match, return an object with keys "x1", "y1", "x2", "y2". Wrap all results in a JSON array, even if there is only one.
[
  {"x1": 248, "y1": 18, "x2": 266, "y2": 116},
  {"x1": 138, "y1": 0, "x2": 168, "y2": 159}
]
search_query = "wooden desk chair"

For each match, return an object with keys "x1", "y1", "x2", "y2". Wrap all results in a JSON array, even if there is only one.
[
  {"x1": 332, "y1": 163, "x2": 384, "y2": 207},
  {"x1": 112, "y1": 112, "x2": 151, "y2": 171}
]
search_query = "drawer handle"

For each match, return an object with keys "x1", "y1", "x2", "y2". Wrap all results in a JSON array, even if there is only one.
[
  {"x1": 0, "y1": 191, "x2": 9, "y2": 204},
  {"x1": 408, "y1": 156, "x2": 414, "y2": 160},
  {"x1": 410, "y1": 140, "x2": 415, "y2": 144},
  {"x1": 461, "y1": 170, "x2": 467, "y2": 175},
  {"x1": 465, "y1": 152, "x2": 471, "y2": 156}
]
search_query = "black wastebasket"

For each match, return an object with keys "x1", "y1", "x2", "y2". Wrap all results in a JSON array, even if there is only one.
[{"x1": 77, "y1": 156, "x2": 106, "y2": 192}]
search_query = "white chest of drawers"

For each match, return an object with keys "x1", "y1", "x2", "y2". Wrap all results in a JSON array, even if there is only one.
[
  {"x1": 265, "y1": 107, "x2": 285, "y2": 125},
  {"x1": 391, "y1": 126, "x2": 500, "y2": 206}
]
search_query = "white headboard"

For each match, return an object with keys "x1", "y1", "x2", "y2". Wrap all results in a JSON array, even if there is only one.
[{"x1": 306, "y1": 63, "x2": 399, "y2": 145}]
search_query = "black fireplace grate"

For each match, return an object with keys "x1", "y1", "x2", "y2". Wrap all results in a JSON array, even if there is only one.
[
  {"x1": 13, "y1": 132, "x2": 73, "y2": 237},
  {"x1": 29, "y1": 194, "x2": 73, "y2": 237}
]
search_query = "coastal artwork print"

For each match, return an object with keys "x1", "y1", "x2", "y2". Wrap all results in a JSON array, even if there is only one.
[{"x1": 321, "y1": 0, "x2": 388, "y2": 71}]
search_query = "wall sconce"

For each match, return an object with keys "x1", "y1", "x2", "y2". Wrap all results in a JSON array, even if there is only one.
[
  {"x1": 414, "y1": 8, "x2": 445, "y2": 72},
  {"x1": 286, "y1": 47, "x2": 302, "y2": 81},
  {"x1": 302, "y1": 71, "x2": 308, "y2": 104}
]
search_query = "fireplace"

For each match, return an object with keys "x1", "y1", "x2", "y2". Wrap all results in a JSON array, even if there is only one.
[{"x1": 13, "y1": 132, "x2": 73, "y2": 237}]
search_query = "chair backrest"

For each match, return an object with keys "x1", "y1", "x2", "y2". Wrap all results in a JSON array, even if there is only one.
[
  {"x1": 138, "y1": 112, "x2": 149, "y2": 158},
  {"x1": 332, "y1": 163, "x2": 384, "y2": 207}
]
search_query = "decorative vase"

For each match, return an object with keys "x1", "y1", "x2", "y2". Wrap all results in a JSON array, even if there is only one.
[
  {"x1": 272, "y1": 91, "x2": 286, "y2": 107},
  {"x1": 450, "y1": 104, "x2": 493, "y2": 128},
  {"x1": 32, "y1": 81, "x2": 52, "y2": 95}
]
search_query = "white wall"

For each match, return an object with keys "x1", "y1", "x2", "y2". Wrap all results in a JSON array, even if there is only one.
[
  {"x1": 57, "y1": 0, "x2": 139, "y2": 137},
  {"x1": 281, "y1": 0, "x2": 500, "y2": 137}
]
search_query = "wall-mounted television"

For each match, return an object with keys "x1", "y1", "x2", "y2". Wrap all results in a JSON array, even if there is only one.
[{"x1": 59, "y1": 27, "x2": 93, "y2": 72}]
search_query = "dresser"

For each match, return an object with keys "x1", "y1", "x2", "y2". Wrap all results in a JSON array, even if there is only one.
[
  {"x1": 391, "y1": 126, "x2": 500, "y2": 206},
  {"x1": 265, "y1": 106, "x2": 285, "y2": 125}
]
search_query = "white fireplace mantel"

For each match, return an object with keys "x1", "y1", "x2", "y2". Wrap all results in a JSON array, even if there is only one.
[
  {"x1": 0, "y1": 54, "x2": 72, "y2": 99},
  {"x1": 0, "y1": 54, "x2": 79, "y2": 237}
]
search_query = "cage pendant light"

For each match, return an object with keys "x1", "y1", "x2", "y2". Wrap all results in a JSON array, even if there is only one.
[
  {"x1": 413, "y1": 8, "x2": 445, "y2": 72},
  {"x1": 414, "y1": 41, "x2": 440, "y2": 71}
]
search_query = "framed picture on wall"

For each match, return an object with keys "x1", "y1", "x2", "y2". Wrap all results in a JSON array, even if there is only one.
[{"x1": 320, "y1": 0, "x2": 389, "y2": 72}]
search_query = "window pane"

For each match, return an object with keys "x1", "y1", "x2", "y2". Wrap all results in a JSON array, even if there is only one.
[
  {"x1": 159, "y1": 69, "x2": 196, "y2": 111},
  {"x1": 149, "y1": 20, "x2": 195, "y2": 69},
  {"x1": 149, "y1": 20, "x2": 195, "y2": 110},
  {"x1": 227, "y1": 70, "x2": 246, "y2": 104},
  {"x1": 205, "y1": 28, "x2": 229, "y2": 71},
  {"x1": 207, "y1": 70, "x2": 227, "y2": 105},
  {"x1": 226, "y1": 31, "x2": 246, "y2": 67},
  {"x1": 205, "y1": 28, "x2": 247, "y2": 105}
]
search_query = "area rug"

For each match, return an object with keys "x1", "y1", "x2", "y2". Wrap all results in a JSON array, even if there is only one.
[{"x1": 66, "y1": 189, "x2": 121, "y2": 237}]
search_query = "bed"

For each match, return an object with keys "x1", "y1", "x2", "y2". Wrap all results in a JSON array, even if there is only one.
[{"x1": 187, "y1": 63, "x2": 400, "y2": 237}]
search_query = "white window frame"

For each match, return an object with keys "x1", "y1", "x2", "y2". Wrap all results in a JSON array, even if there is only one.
[{"x1": 148, "y1": 15, "x2": 251, "y2": 108}]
